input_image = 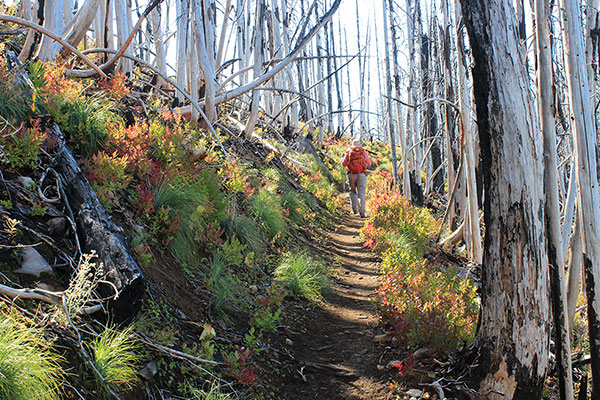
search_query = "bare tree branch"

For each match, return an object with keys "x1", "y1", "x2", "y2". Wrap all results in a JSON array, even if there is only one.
[{"x1": 0, "y1": 14, "x2": 106, "y2": 77}]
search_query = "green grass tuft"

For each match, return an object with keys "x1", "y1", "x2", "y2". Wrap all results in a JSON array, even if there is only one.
[
  {"x1": 56, "y1": 96, "x2": 117, "y2": 156},
  {"x1": 275, "y1": 252, "x2": 329, "y2": 301},
  {"x1": 250, "y1": 189, "x2": 286, "y2": 240},
  {"x1": 89, "y1": 326, "x2": 140, "y2": 398},
  {"x1": 0, "y1": 64, "x2": 33, "y2": 124},
  {"x1": 191, "y1": 381, "x2": 232, "y2": 399},
  {"x1": 380, "y1": 232, "x2": 425, "y2": 273},
  {"x1": 282, "y1": 190, "x2": 308, "y2": 224},
  {"x1": 153, "y1": 173, "x2": 228, "y2": 270},
  {"x1": 224, "y1": 212, "x2": 264, "y2": 254},
  {"x1": 0, "y1": 312, "x2": 64, "y2": 400},
  {"x1": 207, "y1": 253, "x2": 237, "y2": 319}
]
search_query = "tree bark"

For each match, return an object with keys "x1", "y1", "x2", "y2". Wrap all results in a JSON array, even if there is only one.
[
  {"x1": 441, "y1": 0, "x2": 457, "y2": 229},
  {"x1": 559, "y1": 0, "x2": 600, "y2": 396},
  {"x1": 60, "y1": 0, "x2": 101, "y2": 51},
  {"x1": 354, "y1": 0, "x2": 366, "y2": 140},
  {"x1": 455, "y1": 1, "x2": 482, "y2": 265},
  {"x1": 18, "y1": 0, "x2": 41, "y2": 62},
  {"x1": 175, "y1": 0, "x2": 189, "y2": 103},
  {"x1": 113, "y1": 0, "x2": 132, "y2": 73},
  {"x1": 37, "y1": 0, "x2": 64, "y2": 60},
  {"x1": 192, "y1": 0, "x2": 217, "y2": 125},
  {"x1": 535, "y1": 0, "x2": 574, "y2": 397},
  {"x1": 149, "y1": 7, "x2": 168, "y2": 88},
  {"x1": 244, "y1": 0, "x2": 265, "y2": 137},
  {"x1": 567, "y1": 213, "x2": 583, "y2": 328},
  {"x1": 382, "y1": 0, "x2": 400, "y2": 188},
  {"x1": 388, "y1": 0, "x2": 410, "y2": 199},
  {"x1": 49, "y1": 124, "x2": 144, "y2": 322},
  {"x1": 420, "y1": 32, "x2": 443, "y2": 194},
  {"x1": 215, "y1": 0, "x2": 232, "y2": 71},
  {"x1": 461, "y1": 0, "x2": 550, "y2": 397}
]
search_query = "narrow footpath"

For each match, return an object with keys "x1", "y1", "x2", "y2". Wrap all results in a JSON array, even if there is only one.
[{"x1": 278, "y1": 213, "x2": 394, "y2": 399}]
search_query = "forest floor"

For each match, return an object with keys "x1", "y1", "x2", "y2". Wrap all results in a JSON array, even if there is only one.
[{"x1": 273, "y1": 211, "x2": 397, "y2": 400}]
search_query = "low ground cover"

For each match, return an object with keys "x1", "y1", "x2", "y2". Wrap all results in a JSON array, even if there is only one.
[
  {"x1": 0, "y1": 57, "x2": 342, "y2": 399},
  {"x1": 361, "y1": 171, "x2": 479, "y2": 354}
]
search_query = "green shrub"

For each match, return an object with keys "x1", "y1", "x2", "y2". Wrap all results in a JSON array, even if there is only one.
[
  {"x1": 26, "y1": 61, "x2": 48, "y2": 96},
  {"x1": 376, "y1": 261, "x2": 478, "y2": 352},
  {"x1": 362, "y1": 190, "x2": 479, "y2": 353},
  {"x1": 361, "y1": 192, "x2": 437, "y2": 251},
  {"x1": 250, "y1": 189, "x2": 286, "y2": 240},
  {"x1": 85, "y1": 152, "x2": 131, "y2": 211},
  {"x1": 162, "y1": 171, "x2": 226, "y2": 224},
  {"x1": 89, "y1": 326, "x2": 140, "y2": 398},
  {"x1": 300, "y1": 163, "x2": 345, "y2": 212},
  {"x1": 0, "y1": 312, "x2": 64, "y2": 400},
  {"x1": 275, "y1": 252, "x2": 329, "y2": 301},
  {"x1": 220, "y1": 236, "x2": 247, "y2": 267},
  {"x1": 263, "y1": 167, "x2": 286, "y2": 188},
  {"x1": 148, "y1": 118, "x2": 188, "y2": 167},
  {"x1": 262, "y1": 167, "x2": 309, "y2": 223},
  {"x1": 380, "y1": 232, "x2": 425, "y2": 273},
  {"x1": 0, "y1": 123, "x2": 45, "y2": 169},
  {"x1": 152, "y1": 171, "x2": 227, "y2": 269}
]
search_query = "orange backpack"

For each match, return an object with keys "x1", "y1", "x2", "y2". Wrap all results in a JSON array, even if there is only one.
[{"x1": 347, "y1": 147, "x2": 366, "y2": 174}]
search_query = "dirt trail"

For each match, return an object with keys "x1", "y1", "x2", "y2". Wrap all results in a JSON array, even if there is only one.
[{"x1": 278, "y1": 213, "x2": 394, "y2": 399}]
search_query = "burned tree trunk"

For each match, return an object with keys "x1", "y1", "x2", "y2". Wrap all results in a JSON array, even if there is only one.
[
  {"x1": 455, "y1": 1, "x2": 482, "y2": 264},
  {"x1": 50, "y1": 124, "x2": 144, "y2": 322},
  {"x1": 383, "y1": 0, "x2": 400, "y2": 188},
  {"x1": 535, "y1": 0, "x2": 574, "y2": 397},
  {"x1": 388, "y1": 0, "x2": 410, "y2": 198},
  {"x1": 244, "y1": 0, "x2": 265, "y2": 137},
  {"x1": 461, "y1": 0, "x2": 550, "y2": 397},
  {"x1": 441, "y1": 0, "x2": 458, "y2": 229},
  {"x1": 559, "y1": 0, "x2": 600, "y2": 396},
  {"x1": 420, "y1": 32, "x2": 443, "y2": 194}
]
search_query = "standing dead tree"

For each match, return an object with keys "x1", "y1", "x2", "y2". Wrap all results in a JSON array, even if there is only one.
[
  {"x1": 535, "y1": 0, "x2": 574, "y2": 397},
  {"x1": 559, "y1": 0, "x2": 600, "y2": 396},
  {"x1": 461, "y1": 0, "x2": 550, "y2": 396}
]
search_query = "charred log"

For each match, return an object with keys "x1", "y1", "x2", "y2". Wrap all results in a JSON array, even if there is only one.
[{"x1": 49, "y1": 124, "x2": 144, "y2": 322}]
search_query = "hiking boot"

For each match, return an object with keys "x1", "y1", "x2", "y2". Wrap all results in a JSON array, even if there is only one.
[
  {"x1": 359, "y1": 211, "x2": 365, "y2": 218},
  {"x1": 352, "y1": 209, "x2": 358, "y2": 214}
]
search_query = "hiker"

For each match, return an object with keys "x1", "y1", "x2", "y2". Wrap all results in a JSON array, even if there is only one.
[{"x1": 341, "y1": 139, "x2": 372, "y2": 218}]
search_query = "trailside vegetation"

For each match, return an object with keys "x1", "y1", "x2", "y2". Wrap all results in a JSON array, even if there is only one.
[
  {"x1": 0, "y1": 54, "x2": 348, "y2": 398},
  {"x1": 361, "y1": 168, "x2": 478, "y2": 354}
]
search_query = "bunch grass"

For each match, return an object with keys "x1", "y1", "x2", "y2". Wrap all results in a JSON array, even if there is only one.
[
  {"x1": 89, "y1": 326, "x2": 140, "y2": 398},
  {"x1": 250, "y1": 189, "x2": 286, "y2": 240},
  {"x1": 275, "y1": 252, "x2": 329, "y2": 301},
  {"x1": 0, "y1": 311, "x2": 64, "y2": 400},
  {"x1": 224, "y1": 212, "x2": 264, "y2": 255},
  {"x1": 208, "y1": 253, "x2": 237, "y2": 319},
  {"x1": 191, "y1": 381, "x2": 232, "y2": 399}
]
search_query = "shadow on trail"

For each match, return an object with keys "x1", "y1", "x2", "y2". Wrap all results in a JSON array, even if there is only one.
[{"x1": 277, "y1": 214, "x2": 394, "y2": 400}]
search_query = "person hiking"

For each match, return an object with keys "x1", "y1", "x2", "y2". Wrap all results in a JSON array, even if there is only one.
[{"x1": 341, "y1": 138, "x2": 372, "y2": 218}]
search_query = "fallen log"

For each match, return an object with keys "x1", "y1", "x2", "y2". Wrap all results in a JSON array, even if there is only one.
[{"x1": 49, "y1": 123, "x2": 144, "y2": 322}]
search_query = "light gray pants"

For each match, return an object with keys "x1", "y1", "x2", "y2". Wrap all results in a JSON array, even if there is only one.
[{"x1": 348, "y1": 173, "x2": 367, "y2": 213}]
